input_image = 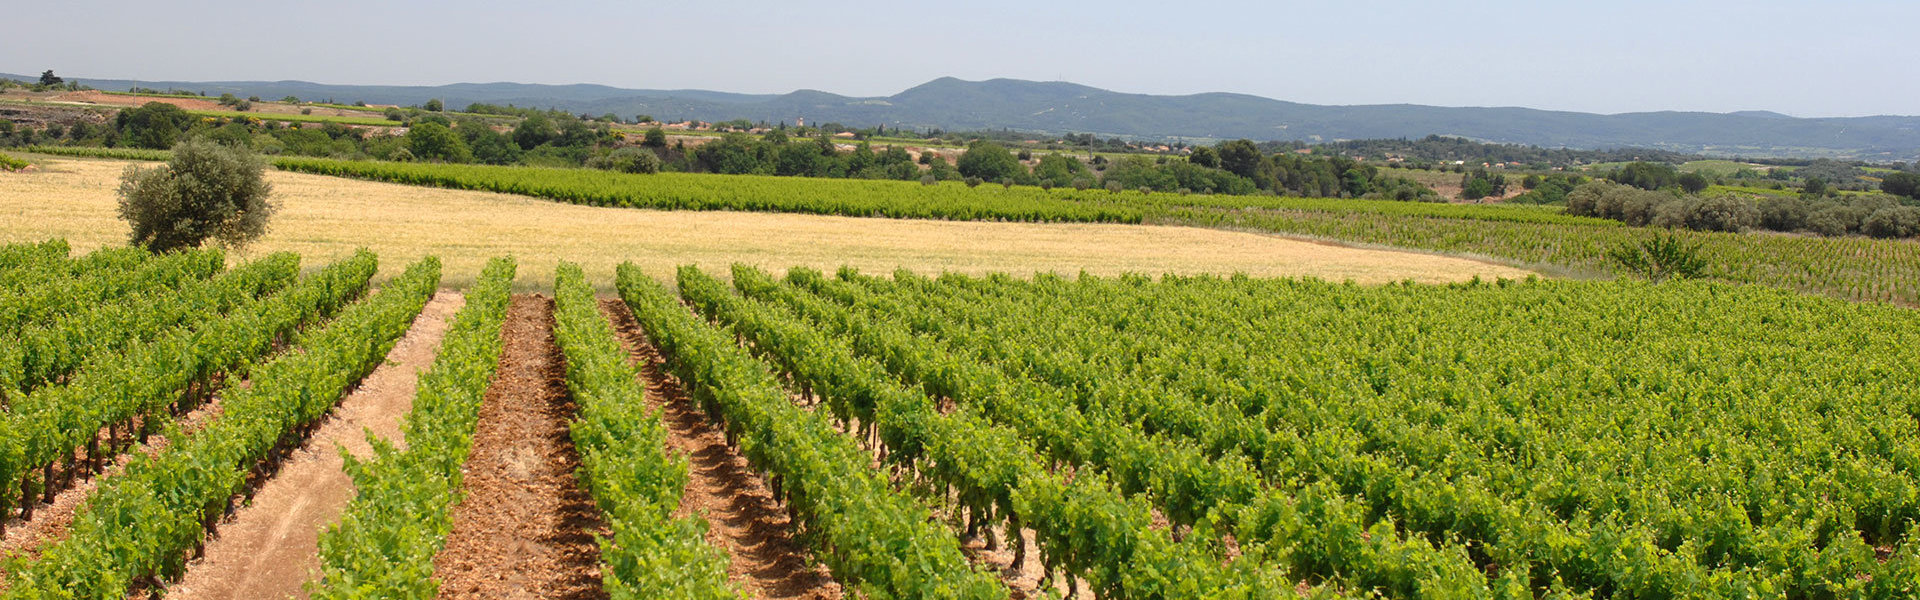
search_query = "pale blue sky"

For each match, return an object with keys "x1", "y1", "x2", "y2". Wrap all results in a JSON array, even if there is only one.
[{"x1": 7, "y1": 0, "x2": 1914, "y2": 117}]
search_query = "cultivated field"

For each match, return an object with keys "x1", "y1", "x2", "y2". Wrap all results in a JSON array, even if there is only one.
[
  {"x1": 1, "y1": 242, "x2": 1912, "y2": 599},
  {"x1": 0, "y1": 155, "x2": 1531, "y2": 286}
]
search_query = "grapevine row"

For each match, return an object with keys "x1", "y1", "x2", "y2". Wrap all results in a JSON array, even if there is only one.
[
  {"x1": 3, "y1": 255, "x2": 441, "y2": 598},
  {"x1": 614, "y1": 263, "x2": 1008, "y2": 600},
  {"x1": 552, "y1": 263, "x2": 742, "y2": 600},
  {"x1": 682, "y1": 264, "x2": 1298, "y2": 598},
  {"x1": 0, "y1": 239, "x2": 68, "y2": 274},
  {"x1": 0, "y1": 251, "x2": 375, "y2": 528},
  {"x1": 848, "y1": 268, "x2": 1920, "y2": 597},
  {"x1": 0, "y1": 252, "x2": 299, "y2": 399},
  {"x1": 0, "y1": 247, "x2": 220, "y2": 335},
  {"x1": 753, "y1": 267, "x2": 1508, "y2": 598},
  {"x1": 311, "y1": 257, "x2": 515, "y2": 599}
]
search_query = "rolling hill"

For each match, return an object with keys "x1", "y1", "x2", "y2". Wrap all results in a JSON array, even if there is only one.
[{"x1": 11, "y1": 73, "x2": 1918, "y2": 160}]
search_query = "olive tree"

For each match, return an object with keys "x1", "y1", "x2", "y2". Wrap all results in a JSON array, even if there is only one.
[{"x1": 117, "y1": 138, "x2": 275, "y2": 252}]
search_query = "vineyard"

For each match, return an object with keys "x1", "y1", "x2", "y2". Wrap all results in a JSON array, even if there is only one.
[{"x1": 0, "y1": 237, "x2": 1913, "y2": 599}]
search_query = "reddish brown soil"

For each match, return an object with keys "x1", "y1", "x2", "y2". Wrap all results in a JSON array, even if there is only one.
[
  {"x1": 433, "y1": 295, "x2": 605, "y2": 600},
  {"x1": 600, "y1": 298, "x2": 842, "y2": 600},
  {"x1": 166, "y1": 291, "x2": 465, "y2": 600}
]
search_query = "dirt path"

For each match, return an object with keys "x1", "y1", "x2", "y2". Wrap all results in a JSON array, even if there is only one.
[
  {"x1": 433, "y1": 295, "x2": 605, "y2": 600},
  {"x1": 600, "y1": 298, "x2": 842, "y2": 600},
  {"x1": 166, "y1": 291, "x2": 465, "y2": 600}
]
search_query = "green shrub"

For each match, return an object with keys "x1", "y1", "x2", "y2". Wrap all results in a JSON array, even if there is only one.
[
  {"x1": 1608, "y1": 232, "x2": 1708, "y2": 281},
  {"x1": 585, "y1": 147, "x2": 661, "y2": 174}
]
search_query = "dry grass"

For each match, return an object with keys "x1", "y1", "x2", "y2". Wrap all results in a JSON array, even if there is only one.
[{"x1": 0, "y1": 155, "x2": 1532, "y2": 288}]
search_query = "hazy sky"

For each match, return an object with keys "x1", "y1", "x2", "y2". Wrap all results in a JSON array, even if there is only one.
[{"x1": 8, "y1": 0, "x2": 1915, "y2": 117}]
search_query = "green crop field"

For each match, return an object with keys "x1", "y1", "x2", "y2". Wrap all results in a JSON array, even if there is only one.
[
  {"x1": 1165, "y1": 205, "x2": 1920, "y2": 304},
  {"x1": 186, "y1": 109, "x2": 397, "y2": 127},
  {"x1": 1681, "y1": 159, "x2": 1767, "y2": 176},
  {"x1": 270, "y1": 156, "x2": 1613, "y2": 226}
]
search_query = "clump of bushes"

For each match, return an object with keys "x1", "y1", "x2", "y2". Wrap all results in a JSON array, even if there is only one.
[
  {"x1": 585, "y1": 147, "x2": 662, "y2": 174},
  {"x1": 1567, "y1": 180, "x2": 1920, "y2": 239}
]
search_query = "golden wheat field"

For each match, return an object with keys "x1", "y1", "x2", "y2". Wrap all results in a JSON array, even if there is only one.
[{"x1": 0, "y1": 154, "x2": 1531, "y2": 287}]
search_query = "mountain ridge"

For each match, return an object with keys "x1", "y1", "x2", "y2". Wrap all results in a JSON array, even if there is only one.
[{"x1": 8, "y1": 73, "x2": 1916, "y2": 160}]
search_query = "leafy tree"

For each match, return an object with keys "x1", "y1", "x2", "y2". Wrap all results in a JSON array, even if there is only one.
[
  {"x1": 1462, "y1": 177, "x2": 1494, "y2": 200},
  {"x1": 1863, "y1": 206, "x2": 1920, "y2": 238},
  {"x1": 406, "y1": 122, "x2": 472, "y2": 163},
  {"x1": 117, "y1": 138, "x2": 275, "y2": 252},
  {"x1": 643, "y1": 126, "x2": 668, "y2": 148},
  {"x1": 39, "y1": 70, "x2": 62, "y2": 86},
  {"x1": 956, "y1": 141, "x2": 1023, "y2": 182},
  {"x1": 1034, "y1": 154, "x2": 1088, "y2": 187},
  {"x1": 1879, "y1": 171, "x2": 1920, "y2": 200},
  {"x1": 115, "y1": 102, "x2": 196, "y2": 149},
  {"x1": 513, "y1": 113, "x2": 558, "y2": 150},
  {"x1": 464, "y1": 126, "x2": 522, "y2": 165},
  {"x1": 1609, "y1": 162, "x2": 1680, "y2": 191},
  {"x1": 1215, "y1": 139, "x2": 1263, "y2": 178},
  {"x1": 424, "y1": 98, "x2": 444, "y2": 112},
  {"x1": 1803, "y1": 176, "x2": 1828, "y2": 197},
  {"x1": 1189, "y1": 146, "x2": 1219, "y2": 168},
  {"x1": 1677, "y1": 172, "x2": 1710, "y2": 194}
]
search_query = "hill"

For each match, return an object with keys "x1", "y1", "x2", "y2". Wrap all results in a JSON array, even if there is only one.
[{"x1": 10, "y1": 73, "x2": 1918, "y2": 160}]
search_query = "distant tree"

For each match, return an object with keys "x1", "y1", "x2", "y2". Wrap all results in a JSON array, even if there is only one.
[
  {"x1": 1215, "y1": 139, "x2": 1263, "y2": 178},
  {"x1": 1879, "y1": 171, "x2": 1920, "y2": 200},
  {"x1": 513, "y1": 113, "x2": 558, "y2": 150},
  {"x1": 39, "y1": 70, "x2": 62, "y2": 86},
  {"x1": 586, "y1": 147, "x2": 662, "y2": 174},
  {"x1": 424, "y1": 98, "x2": 444, "y2": 112},
  {"x1": 635, "y1": 114, "x2": 655, "y2": 123},
  {"x1": 1803, "y1": 176, "x2": 1828, "y2": 197},
  {"x1": 1189, "y1": 146, "x2": 1219, "y2": 168},
  {"x1": 1462, "y1": 176, "x2": 1494, "y2": 200},
  {"x1": 1609, "y1": 162, "x2": 1680, "y2": 191},
  {"x1": 117, "y1": 138, "x2": 275, "y2": 252},
  {"x1": 452, "y1": 119, "x2": 520, "y2": 165},
  {"x1": 115, "y1": 102, "x2": 196, "y2": 149},
  {"x1": 1034, "y1": 153, "x2": 1088, "y2": 187},
  {"x1": 1863, "y1": 206, "x2": 1920, "y2": 238},
  {"x1": 643, "y1": 126, "x2": 668, "y2": 148},
  {"x1": 281, "y1": 96, "x2": 302, "y2": 104},
  {"x1": 956, "y1": 141, "x2": 1023, "y2": 181},
  {"x1": 406, "y1": 122, "x2": 472, "y2": 163},
  {"x1": 1521, "y1": 174, "x2": 1543, "y2": 190},
  {"x1": 1677, "y1": 172, "x2": 1710, "y2": 194}
]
